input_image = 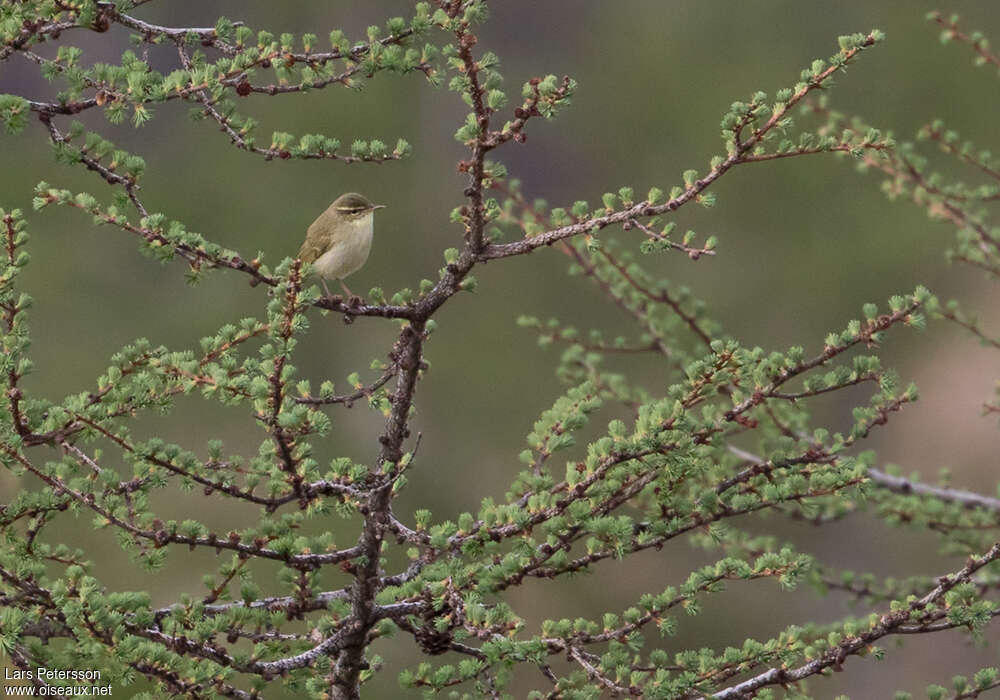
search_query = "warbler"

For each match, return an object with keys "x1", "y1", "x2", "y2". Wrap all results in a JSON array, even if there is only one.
[{"x1": 297, "y1": 192, "x2": 385, "y2": 298}]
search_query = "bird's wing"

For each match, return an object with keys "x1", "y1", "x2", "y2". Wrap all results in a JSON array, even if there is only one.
[{"x1": 297, "y1": 214, "x2": 334, "y2": 263}]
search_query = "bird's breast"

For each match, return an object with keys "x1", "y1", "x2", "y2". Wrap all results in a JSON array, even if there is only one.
[{"x1": 312, "y1": 216, "x2": 374, "y2": 280}]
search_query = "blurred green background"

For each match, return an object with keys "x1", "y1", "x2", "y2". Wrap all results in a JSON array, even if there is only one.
[{"x1": 2, "y1": 1, "x2": 1000, "y2": 697}]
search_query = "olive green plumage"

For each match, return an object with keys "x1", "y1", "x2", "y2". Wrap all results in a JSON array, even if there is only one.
[
  {"x1": 298, "y1": 192, "x2": 378, "y2": 264},
  {"x1": 297, "y1": 192, "x2": 384, "y2": 297}
]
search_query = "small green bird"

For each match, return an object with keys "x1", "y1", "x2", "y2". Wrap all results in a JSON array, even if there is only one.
[{"x1": 297, "y1": 192, "x2": 385, "y2": 298}]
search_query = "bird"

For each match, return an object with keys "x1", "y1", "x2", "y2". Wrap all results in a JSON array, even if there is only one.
[{"x1": 297, "y1": 192, "x2": 385, "y2": 299}]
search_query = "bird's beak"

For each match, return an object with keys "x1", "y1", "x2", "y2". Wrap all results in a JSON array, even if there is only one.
[{"x1": 372, "y1": 204, "x2": 386, "y2": 210}]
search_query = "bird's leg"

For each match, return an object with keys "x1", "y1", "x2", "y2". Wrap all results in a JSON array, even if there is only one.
[
  {"x1": 339, "y1": 279, "x2": 362, "y2": 306},
  {"x1": 320, "y1": 278, "x2": 333, "y2": 297}
]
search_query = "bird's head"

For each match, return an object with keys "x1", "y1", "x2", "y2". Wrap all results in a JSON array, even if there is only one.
[{"x1": 333, "y1": 192, "x2": 385, "y2": 220}]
